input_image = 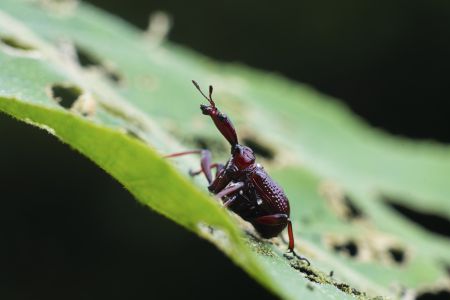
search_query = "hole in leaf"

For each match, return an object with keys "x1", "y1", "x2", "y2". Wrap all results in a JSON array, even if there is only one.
[
  {"x1": 319, "y1": 182, "x2": 366, "y2": 222},
  {"x1": 50, "y1": 84, "x2": 82, "y2": 109},
  {"x1": 242, "y1": 137, "x2": 275, "y2": 160},
  {"x1": 0, "y1": 36, "x2": 35, "y2": 51},
  {"x1": 416, "y1": 290, "x2": 450, "y2": 300},
  {"x1": 333, "y1": 240, "x2": 358, "y2": 257},
  {"x1": 343, "y1": 195, "x2": 364, "y2": 220},
  {"x1": 384, "y1": 197, "x2": 450, "y2": 238},
  {"x1": 75, "y1": 45, "x2": 122, "y2": 84},
  {"x1": 388, "y1": 247, "x2": 405, "y2": 264},
  {"x1": 194, "y1": 136, "x2": 213, "y2": 149},
  {"x1": 192, "y1": 136, "x2": 227, "y2": 155}
]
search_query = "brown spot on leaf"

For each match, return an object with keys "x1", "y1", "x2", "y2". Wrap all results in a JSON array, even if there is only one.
[{"x1": 74, "y1": 45, "x2": 123, "y2": 84}]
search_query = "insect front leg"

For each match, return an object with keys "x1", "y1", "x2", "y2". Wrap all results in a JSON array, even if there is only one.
[
  {"x1": 215, "y1": 181, "x2": 245, "y2": 200},
  {"x1": 164, "y1": 149, "x2": 217, "y2": 184},
  {"x1": 189, "y1": 163, "x2": 224, "y2": 179},
  {"x1": 207, "y1": 164, "x2": 233, "y2": 195}
]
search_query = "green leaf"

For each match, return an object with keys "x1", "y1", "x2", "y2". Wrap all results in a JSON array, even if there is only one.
[{"x1": 1, "y1": 1, "x2": 449, "y2": 299}]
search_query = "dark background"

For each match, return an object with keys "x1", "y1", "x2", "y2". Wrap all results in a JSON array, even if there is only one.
[{"x1": 1, "y1": 0, "x2": 450, "y2": 299}]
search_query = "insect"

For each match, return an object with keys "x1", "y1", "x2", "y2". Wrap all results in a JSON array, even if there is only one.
[{"x1": 166, "y1": 80, "x2": 309, "y2": 263}]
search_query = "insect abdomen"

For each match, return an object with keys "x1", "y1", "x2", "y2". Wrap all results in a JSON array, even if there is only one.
[{"x1": 251, "y1": 168, "x2": 290, "y2": 215}]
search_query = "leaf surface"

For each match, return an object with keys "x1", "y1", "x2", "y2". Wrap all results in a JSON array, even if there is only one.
[{"x1": 1, "y1": 1, "x2": 449, "y2": 299}]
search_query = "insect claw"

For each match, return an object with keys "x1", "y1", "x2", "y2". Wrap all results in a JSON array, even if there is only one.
[
  {"x1": 285, "y1": 249, "x2": 311, "y2": 266},
  {"x1": 298, "y1": 255, "x2": 311, "y2": 266}
]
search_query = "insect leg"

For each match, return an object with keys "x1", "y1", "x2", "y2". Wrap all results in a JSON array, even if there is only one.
[
  {"x1": 216, "y1": 182, "x2": 245, "y2": 199},
  {"x1": 286, "y1": 219, "x2": 310, "y2": 265},
  {"x1": 189, "y1": 163, "x2": 224, "y2": 178},
  {"x1": 222, "y1": 195, "x2": 238, "y2": 208},
  {"x1": 164, "y1": 149, "x2": 214, "y2": 183},
  {"x1": 164, "y1": 150, "x2": 202, "y2": 158},
  {"x1": 287, "y1": 219, "x2": 295, "y2": 252},
  {"x1": 253, "y1": 214, "x2": 289, "y2": 227},
  {"x1": 215, "y1": 163, "x2": 225, "y2": 174}
]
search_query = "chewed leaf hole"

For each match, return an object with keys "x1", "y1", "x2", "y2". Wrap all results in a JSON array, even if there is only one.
[
  {"x1": 50, "y1": 84, "x2": 82, "y2": 109},
  {"x1": 319, "y1": 182, "x2": 365, "y2": 221},
  {"x1": 192, "y1": 136, "x2": 227, "y2": 155},
  {"x1": 343, "y1": 195, "x2": 364, "y2": 220},
  {"x1": 333, "y1": 240, "x2": 358, "y2": 257},
  {"x1": 75, "y1": 45, "x2": 122, "y2": 84},
  {"x1": 242, "y1": 137, "x2": 275, "y2": 160},
  {"x1": 384, "y1": 197, "x2": 450, "y2": 238},
  {"x1": 416, "y1": 290, "x2": 450, "y2": 300},
  {"x1": 326, "y1": 234, "x2": 409, "y2": 266},
  {"x1": 388, "y1": 247, "x2": 405, "y2": 264},
  {"x1": 0, "y1": 36, "x2": 35, "y2": 51},
  {"x1": 76, "y1": 46, "x2": 101, "y2": 67}
]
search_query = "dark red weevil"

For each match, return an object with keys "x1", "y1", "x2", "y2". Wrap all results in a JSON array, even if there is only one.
[{"x1": 166, "y1": 80, "x2": 309, "y2": 264}]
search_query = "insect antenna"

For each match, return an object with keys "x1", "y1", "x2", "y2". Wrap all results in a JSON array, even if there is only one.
[
  {"x1": 209, "y1": 85, "x2": 214, "y2": 102},
  {"x1": 192, "y1": 80, "x2": 216, "y2": 107}
]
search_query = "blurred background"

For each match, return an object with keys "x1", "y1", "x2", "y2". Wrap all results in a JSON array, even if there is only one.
[
  {"x1": 1, "y1": 0, "x2": 450, "y2": 299},
  {"x1": 88, "y1": 0, "x2": 450, "y2": 143}
]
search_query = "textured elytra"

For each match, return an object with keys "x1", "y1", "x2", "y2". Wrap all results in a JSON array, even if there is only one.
[{"x1": 252, "y1": 168, "x2": 289, "y2": 213}]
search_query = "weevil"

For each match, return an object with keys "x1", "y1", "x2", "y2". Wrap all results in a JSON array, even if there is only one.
[{"x1": 166, "y1": 80, "x2": 309, "y2": 264}]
